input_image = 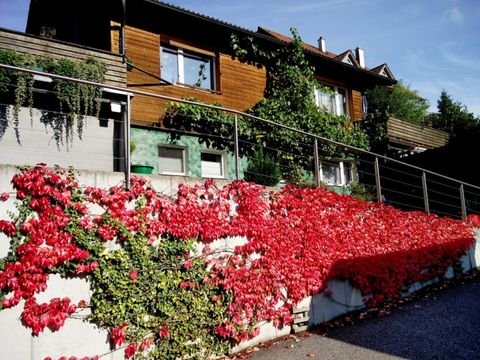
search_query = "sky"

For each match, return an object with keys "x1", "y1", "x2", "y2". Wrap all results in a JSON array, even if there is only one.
[{"x1": 0, "y1": 0, "x2": 479, "y2": 115}]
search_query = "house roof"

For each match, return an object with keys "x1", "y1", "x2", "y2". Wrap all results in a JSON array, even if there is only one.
[
  {"x1": 256, "y1": 26, "x2": 397, "y2": 83},
  {"x1": 257, "y1": 27, "x2": 338, "y2": 59},
  {"x1": 370, "y1": 63, "x2": 396, "y2": 80},
  {"x1": 26, "y1": 0, "x2": 396, "y2": 88},
  {"x1": 334, "y1": 50, "x2": 361, "y2": 67},
  {"x1": 150, "y1": 2, "x2": 397, "y2": 87}
]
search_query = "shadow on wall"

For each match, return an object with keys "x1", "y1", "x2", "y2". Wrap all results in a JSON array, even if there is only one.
[{"x1": 0, "y1": 105, "x2": 7, "y2": 140}]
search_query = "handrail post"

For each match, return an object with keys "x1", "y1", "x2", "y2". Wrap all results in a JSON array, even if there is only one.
[
  {"x1": 374, "y1": 157, "x2": 382, "y2": 202},
  {"x1": 233, "y1": 115, "x2": 240, "y2": 180},
  {"x1": 460, "y1": 184, "x2": 467, "y2": 221},
  {"x1": 422, "y1": 172, "x2": 429, "y2": 214},
  {"x1": 124, "y1": 93, "x2": 131, "y2": 190},
  {"x1": 313, "y1": 138, "x2": 320, "y2": 187}
]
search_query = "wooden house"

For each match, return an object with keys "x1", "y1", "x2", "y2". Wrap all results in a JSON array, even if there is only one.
[{"x1": 25, "y1": 0, "x2": 397, "y2": 182}]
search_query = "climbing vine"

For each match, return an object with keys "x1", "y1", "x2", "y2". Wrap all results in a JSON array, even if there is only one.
[
  {"x1": 231, "y1": 29, "x2": 369, "y2": 168},
  {"x1": 0, "y1": 50, "x2": 105, "y2": 147},
  {"x1": 163, "y1": 29, "x2": 369, "y2": 182}
]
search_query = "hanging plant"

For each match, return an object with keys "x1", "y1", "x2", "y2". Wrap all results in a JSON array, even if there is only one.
[{"x1": 0, "y1": 49, "x2": 105, "y2": 147}]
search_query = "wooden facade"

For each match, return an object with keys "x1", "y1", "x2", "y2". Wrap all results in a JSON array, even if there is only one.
[
  {"x1": 350, "y1": 90, "x2": 364, "y2": 122},
  {"x1": 111, "y1": 23, "x2": 266, "y2": 126},
  {"x1": 0, "y1": 28, "x2": 126, "y2": 87},
  {"x1": 23, "y1": 0, "x2": 396, "y2": 127},
  {"x1": 112, "y1": 23, "x2": 368, "y2": 126}
]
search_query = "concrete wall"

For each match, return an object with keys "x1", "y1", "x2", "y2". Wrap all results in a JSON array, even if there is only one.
[
  {"x1": 0, "y1": 165, "x2": 479, "y2": 358},
  {"x1": 0, "y1": 105, "x2": 114, "y2": 172}
]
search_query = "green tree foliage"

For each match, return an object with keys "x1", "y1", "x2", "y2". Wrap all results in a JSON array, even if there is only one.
[
  {"x1": 389, "y1": 82, "x2": 429, "y2": 123},
  {"x1": 244, "y1": 148, "x2": 282, "y2": 186},
  {"x1": 361, "y1": 86, "x2": 390, "y2": 154},
  {"x1": 362, "y1": 81, "x2": 429, "y2": 153},
  {"x1": 427, "y1": 90, "x2": 478, "y2": 138}
]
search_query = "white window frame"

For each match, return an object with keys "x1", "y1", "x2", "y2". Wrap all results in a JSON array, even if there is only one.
[
  {"x1": 319, "y1": 160, "x2": 353, "y2": 186},
  {"x1": 200, "y1": 150, "x2": 227, "y2": 179},
  {"x1": 314, "y1": 85, "x2": 349, "y2": 116},
  {"x1": 160, "y1": 44, "x2": 216, "y2": 91},
  {"x1": 157, "y1": 144, "x2": 187, "y2": 176}
]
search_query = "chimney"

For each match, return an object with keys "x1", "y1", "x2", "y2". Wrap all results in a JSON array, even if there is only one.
[
  {"x1": 355, "y1": 47, "x2": 365, "y2": 68},
  {"x1": 318, "y1": 37, "x2": 326, "y2": 52}
]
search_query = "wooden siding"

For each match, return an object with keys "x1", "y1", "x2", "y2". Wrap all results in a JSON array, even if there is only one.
[
  {"x1": 388, "y1": 117, "x2": 449, "y2": 149},
  {"x1": 350, "y1": 90, "x2": 363, "y2": 121},
  {"x1": 0, "y1": 29, "x2": 126, "y2": 87},
  {"x1": 112, "y1": 23, "x2": 266, "y2": 126}
]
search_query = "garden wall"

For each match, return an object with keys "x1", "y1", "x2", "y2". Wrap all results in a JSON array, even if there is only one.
[{"x1": 0, "y1": 165, "x2": 479, "y2": 359}]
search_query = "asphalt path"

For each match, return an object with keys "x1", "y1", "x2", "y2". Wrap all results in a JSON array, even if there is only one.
[{"x1": 249, "y1": 275, "x2": 480, "y2": 360}]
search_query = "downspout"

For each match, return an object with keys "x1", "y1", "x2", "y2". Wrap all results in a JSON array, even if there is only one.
[{"x1": 121, "y1": 0, "x2": 126, "y2": 63}]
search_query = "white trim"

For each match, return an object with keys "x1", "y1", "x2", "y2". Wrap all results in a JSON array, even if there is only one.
[
  {"x1": 319, "y1": 160, "x2": 354, "y2": 186},
  {"x1": 177, "y1": 49, "x2": 185, "y2": 84},
  {"x1": 158, "y1": 145, "x2": 187, "y2": 176},
  {"x1": 314, "y1": 85, "x2": 349, "y2": 116},
  {"x1": 339, "y1": 161, "x2": 345, "y2": 185},
  {"x1": 160, "y1": 44, "x2": 216, "y2": 90},
  {"x1": 200, "y1": 150, "x2": 227, "y2": 179}
]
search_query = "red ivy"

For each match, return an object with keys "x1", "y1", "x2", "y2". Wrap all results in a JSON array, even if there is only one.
[{"x1": 0, "y1": 165, "x2": 477, "y2": 352}]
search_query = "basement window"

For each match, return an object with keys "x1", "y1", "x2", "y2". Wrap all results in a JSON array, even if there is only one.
[
  {"x1": 161, "y1": 43, "x2": 216, "y2": 90},
  {"x1": 158, "y1": 145, "x2": 187, "y2": 175},
  {"x1": 320, "y1": 160, "x2": 352, "y2": 186},
  {"x1": 201, "y1": 151, "x2": 226, "y2": 179}
]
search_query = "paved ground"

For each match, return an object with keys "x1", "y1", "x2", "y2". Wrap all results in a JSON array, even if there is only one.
[{"x1": 250, "y1": 276, "x2": 480, "y2": 360}]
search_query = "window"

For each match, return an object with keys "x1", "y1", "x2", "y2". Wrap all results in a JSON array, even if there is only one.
[
  {"x1": 361, "y1": 94, "x2": 368, "y2": 114},
  {"x1": 161, "y1": 44, "x2": 215, "y2": 90},
  {"x1": 201, "y1": 151, "x2": 226, "y2": 178},
  {"x1": 320, "y1": 160, "x2": 352, "y2": 186},
  {"x1": 158, "y1": 145, "x2": 187, "y2": 175},
  {"x1": 314, "y1": 85, "x2": 349, "y2": 116}
]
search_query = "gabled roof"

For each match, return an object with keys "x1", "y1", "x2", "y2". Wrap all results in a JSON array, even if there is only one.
[
  {"x1": 370, "y1": 63, "x2": 395, "y2": 80},
  {"x1": 26, "y1": 0, "x2": 397, "y2": 88},
  {"x1": 335, "y1": 50, "x2": 360, "y2": 67}
]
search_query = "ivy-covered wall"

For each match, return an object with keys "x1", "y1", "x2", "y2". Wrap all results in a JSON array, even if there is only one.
[{"x1": 130, "y1": 127, "x2": 248, "y2": 180}]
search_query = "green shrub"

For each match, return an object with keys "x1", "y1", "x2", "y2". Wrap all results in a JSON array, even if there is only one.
[{"x1": 244, "y1": 149, "x2": 282, "y2": 186}]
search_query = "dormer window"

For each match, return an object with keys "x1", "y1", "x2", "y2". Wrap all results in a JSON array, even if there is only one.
[
  {"x1": 161, "y1": 43, "x2": 216, "y2": 90},
  {"x1": 343, "y1": 56, "x2": 354, "y2": 66}
]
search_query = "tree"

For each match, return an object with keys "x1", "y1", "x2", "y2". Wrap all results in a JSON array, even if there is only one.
[
  {"x1": 428, "y1": 90, "x2": 478, "y2": 137},
  {"x1": 389, "y1": 81, "x2": 429, "y2": 123},
  {"x1": 362, "y1": 81, "x2": 429, "y2": 154},
  {"x1": 361, "y1": 85, "x2": 390, "y2": 154}
]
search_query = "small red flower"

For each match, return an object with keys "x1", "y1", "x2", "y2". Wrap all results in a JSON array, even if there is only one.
[{"x1": 0, "y1": 192, "x2": 9, "y2": 201}]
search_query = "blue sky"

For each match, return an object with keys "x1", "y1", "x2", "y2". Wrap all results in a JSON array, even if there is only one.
[{"x1": 1, "y1": 0, "x2": 479, "y2": 115}]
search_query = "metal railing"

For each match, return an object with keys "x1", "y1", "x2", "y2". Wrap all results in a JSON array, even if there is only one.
[{"x1": 1, "y1": 63, "x2": 480, "y2": 220}]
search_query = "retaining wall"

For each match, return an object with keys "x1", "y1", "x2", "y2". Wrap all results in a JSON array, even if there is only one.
[{"x1": 0, "y1": 165, "x2": 478, "y2": 359}]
